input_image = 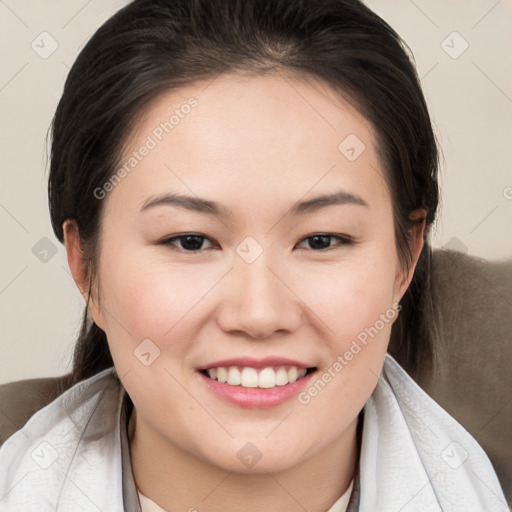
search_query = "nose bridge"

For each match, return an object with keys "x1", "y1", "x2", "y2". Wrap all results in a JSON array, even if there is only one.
[
  {"x1": 217, "y1": 245, "x2": 301, "y2": 338},
  {"x1": 239, "y1": 253, "x2": 281, "y2": 306}
]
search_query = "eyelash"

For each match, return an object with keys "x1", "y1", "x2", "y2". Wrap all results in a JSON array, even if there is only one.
[{"x1": 157, "y1": 233, "x2": 354, "y2": 253}]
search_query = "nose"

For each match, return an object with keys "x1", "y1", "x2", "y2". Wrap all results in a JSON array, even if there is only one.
[{"x1": 216, "y1": 253, "x2": 302, "y2": 339}]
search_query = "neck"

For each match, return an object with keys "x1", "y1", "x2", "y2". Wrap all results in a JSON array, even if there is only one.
[{"x1": 129, "y1": 409, "x2": 360, "y2": 512}]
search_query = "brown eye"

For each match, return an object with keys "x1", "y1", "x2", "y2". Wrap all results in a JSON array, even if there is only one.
[
  {"x1": 160, "y1": 234, "x2": 213, "y2": 252},
  {"x1": 298, "y1": 234, "x2": 353, "y2": 251}
]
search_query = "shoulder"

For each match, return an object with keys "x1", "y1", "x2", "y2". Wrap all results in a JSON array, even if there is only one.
[
  {"x1": 428, "y1": 248, "x2": 512, "y2": 500},
  {"x1": 0, "y1": 369, "x2": 125, "y2": 509},
  {"x1": 432, "y1": 248, "x2": 512, "y2": 295},
  {"x1": 430, "y1": 249, "x2": 512, "y2": 367},
  {"x1": 0, "y1": 375, "x2": 71, "y2": 447},
  {"x1": 429, "y1": 248, "x2": 512, "y2": 374}
]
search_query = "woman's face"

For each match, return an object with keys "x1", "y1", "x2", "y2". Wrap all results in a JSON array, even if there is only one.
[{"x1": 75, "y1": 71, "x2": 421, "y2": 473}]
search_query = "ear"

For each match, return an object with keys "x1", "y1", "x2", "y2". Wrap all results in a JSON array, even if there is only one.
[
  {"x1": 63, "y1": 219, "x2": 105, "y2": 329},
  {"x1": 393, "y1": 209, "x2": 427, "y2": 303}
]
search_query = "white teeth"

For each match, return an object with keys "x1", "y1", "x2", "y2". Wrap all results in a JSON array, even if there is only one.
[
  {"x1": 217, "y1": 367, "x2": 228, "y2": 383},
  {"x1": 205, "y1": 365, "x2": 310, "y2": 388},
  {"x1": 227, "y1": 367, "x2": 241, "y2": 386},
  {"x1": 287, "y1": 366, "x2": 298, "y2": 383},
  {"x1": 241, "y1": 367, "x2": 258, "y2": 387},
  {"x1": 258, "y1": 367, "x2": 276, "y2": 388},
  {"x1": 275, "y1": 368, "x2": 289, "y2": 386}
]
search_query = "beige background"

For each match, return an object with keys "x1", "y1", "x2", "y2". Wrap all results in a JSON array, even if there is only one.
[{"x1": 1, "y1": 0, "x2": 511, "y2": 384}]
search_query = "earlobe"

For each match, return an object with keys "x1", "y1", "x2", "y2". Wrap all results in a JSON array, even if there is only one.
[
  {"x1": 394, "y1": 211, "x2": 427, "y2": 302},
  {"x1": 63, "y1": 220, "x2": 105, "y2": 329},
  {"x1": 63, "y1": 220, "x2": 89, "y2": 299}
]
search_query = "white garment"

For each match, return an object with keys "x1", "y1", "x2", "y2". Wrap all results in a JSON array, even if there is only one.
[
  {"x1": 0, "y1": 354, "x2": 508, "y2": 511},
  {"x1": 138, "y1": 479, "x2": 354, "y2": 512}
]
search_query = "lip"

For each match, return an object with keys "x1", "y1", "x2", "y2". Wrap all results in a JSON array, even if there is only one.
[
  {"x1": 198, "y1": 357, "x2": 311, "y2": 371},
  {"x1": 197, "y1": 367, "x2": 316, "y2": 409}
]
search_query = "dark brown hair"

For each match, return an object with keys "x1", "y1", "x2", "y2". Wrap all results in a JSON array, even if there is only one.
[{"x1": 49, "y1": 0, "x2": 440, "y2": 386}]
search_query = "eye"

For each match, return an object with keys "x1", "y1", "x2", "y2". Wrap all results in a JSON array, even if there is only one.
[
  {"x1": 157, "y1": 233, "x2": 353, "y2": 253},
  {"x1": 159, "y1": 234, "x2": 214, "y2": 252},
  {"x1": 297, "y1": 234, "x2": 353, "y2": 251}
]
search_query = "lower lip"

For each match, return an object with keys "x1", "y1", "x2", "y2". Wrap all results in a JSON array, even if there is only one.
[{"x1": 198, "y1": 371, "x2": 316, "y2": 408}]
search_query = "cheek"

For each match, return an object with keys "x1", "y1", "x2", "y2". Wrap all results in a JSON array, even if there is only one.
[
  {"x1": 294, "y1": 244, "x2": 399, "y2": 405},
  {"x1": 299, "y1": 252, "x2": 398, "y2": 341},
  {"x1": 95, "y1": 244, "x2": 227, "y2": 365},
  {"x1": 291, "y1": 258, "x2": 397, "y2": 450}
]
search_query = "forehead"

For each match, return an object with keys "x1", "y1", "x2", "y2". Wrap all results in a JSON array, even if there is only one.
[{"x1": 107, "y1": 71, "x2": 389, "y2": 216}]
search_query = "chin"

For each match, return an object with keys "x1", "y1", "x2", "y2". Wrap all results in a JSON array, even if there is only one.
[{"x1": 194, "y1": 437, "x2": 307, "y2": 475}]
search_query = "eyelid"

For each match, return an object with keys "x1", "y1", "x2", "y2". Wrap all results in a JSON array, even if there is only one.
[
  {"x1": 156, "y1": 232, "x2": 356, "y2": 253},
  {"x1": 157, "y1": 233, "x2": 216, "y2": 252},
  {"x1": 296, "y1": 233, "x2": 355, "y2": 251}
]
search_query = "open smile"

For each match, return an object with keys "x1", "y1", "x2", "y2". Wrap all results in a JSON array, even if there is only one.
[{"x1": 197, "y1": 358, "x2": 318, "y2": 408}]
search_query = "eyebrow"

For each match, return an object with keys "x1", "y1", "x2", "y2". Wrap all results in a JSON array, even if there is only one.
[{"x1": 140, "y1": 190, "x2": 368, "y2": 217}]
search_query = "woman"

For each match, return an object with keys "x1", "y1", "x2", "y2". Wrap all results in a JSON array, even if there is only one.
[{"x1": 0, "y1": 0, "x2": 507, "y2": 510}]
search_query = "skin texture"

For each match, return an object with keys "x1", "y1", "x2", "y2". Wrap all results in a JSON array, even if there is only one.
[{"x1": 64, "y1": 71, "x2": 425, "y2": 512}]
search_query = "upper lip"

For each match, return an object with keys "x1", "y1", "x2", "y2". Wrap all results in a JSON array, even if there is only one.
[{"x1": 198, "y1": 357, "x2": 313, "y2": 370}]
